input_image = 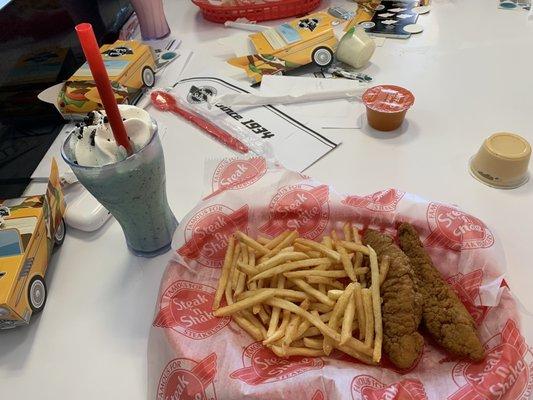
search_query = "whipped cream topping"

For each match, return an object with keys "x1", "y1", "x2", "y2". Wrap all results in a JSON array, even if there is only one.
[{"x1": 71, "y1": 105, "x2": 154, "y2": 167}]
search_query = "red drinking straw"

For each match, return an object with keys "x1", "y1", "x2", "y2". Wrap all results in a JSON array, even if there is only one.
[{"x1": 75, "y1": 23, "x2": 133, "y2": 156}]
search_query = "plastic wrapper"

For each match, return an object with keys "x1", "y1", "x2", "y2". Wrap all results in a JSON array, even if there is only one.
[
  {"x1": 148, "y1": 158, "x2": 533, "y2": 400},
  {"x1": 149, "y1": 88, "x2": 275, "y2": 160}
]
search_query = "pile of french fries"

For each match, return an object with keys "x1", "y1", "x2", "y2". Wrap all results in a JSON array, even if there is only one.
[{"x1": 212, "y1": 224, "x2": 390, "y2": 364}]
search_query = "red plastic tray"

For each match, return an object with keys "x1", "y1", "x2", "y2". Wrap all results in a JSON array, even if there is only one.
[{"x1": 192, "y1": 0, "x2": 322, "y2": 23}]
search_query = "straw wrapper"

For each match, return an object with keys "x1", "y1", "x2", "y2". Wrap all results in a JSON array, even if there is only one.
[{"x1": 148, "y1": 158, "x2": 533, "y2": 400}]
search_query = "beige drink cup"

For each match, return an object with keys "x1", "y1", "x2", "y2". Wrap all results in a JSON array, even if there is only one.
[{"x1": 470, "y1": 132, "x2": 531, "y2": 189}]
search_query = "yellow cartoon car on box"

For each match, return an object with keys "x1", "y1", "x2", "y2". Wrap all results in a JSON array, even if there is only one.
[
  {"x1": 228, "y1": 11, "x2": 342, "y2": 83},
  {"x1": 58, "y1": 40, "x2": 156, "y2": 115},
  {"x1": 0, "y1": 160, "x2": 65, "y2": 329}
]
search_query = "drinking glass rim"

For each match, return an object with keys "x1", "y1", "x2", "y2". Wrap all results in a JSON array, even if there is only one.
[{"x1": 61, "y1": 119, "x2": 158, "y2": 171}]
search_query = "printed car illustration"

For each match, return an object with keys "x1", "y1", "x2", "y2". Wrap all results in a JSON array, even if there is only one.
[
  {"x1": 0, "y1": 160, "x2": 65, "y2": 329},
  {"x1": 227, "y1": 11, "x2": 343, "y2": 83},
  {"x1": 58, "y1": 40, "x2": 157, "y2": 114}
]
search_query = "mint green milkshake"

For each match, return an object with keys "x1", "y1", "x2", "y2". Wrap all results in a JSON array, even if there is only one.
[{"x1": 61, "y1": 105, "x2": 177, "y2": 257}]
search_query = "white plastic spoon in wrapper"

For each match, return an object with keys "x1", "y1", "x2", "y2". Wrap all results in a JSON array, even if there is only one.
[{"x1": 208, "y1": 88, "x2": 366, "y2": 108}]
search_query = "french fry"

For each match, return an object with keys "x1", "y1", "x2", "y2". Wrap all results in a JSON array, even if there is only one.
[
  {"x1": 271, "y1": 345, "x2": 325, "y2": 358},
  {"x1": 362, "y1": 288, "x2": 375, "y2": 347},
  {"x1": 293, "y1": 242, "x2": 312, "y2": 253},
  {"x1": 324, "y1": 283, "x2": 354, "y2": 355},
  {"x1": 318, "y1": 283, "x2": 327, "y2": 295},
  {"x1": 296, "y1": 238, "x2": 341, "y2": 262},
  {"x1": 213, "y1": 236, "x2": 235, "y2": 310},
  {"x1": 257, "y1": 236, "x2": 271, "y2": 245},
  {"x1": 241, "y1": 309, "x2": 267, "y2": 339},
  {"x1": 236, "y1": 231, "x2": 270, "y2": 255},
  {"x1": 241, "y1": 242, "x2": 249, "y2": 265},
  {"x1": 322, "y1": 236, "x2": 333, "y2": 250},
  {"x1": 306, "y1": 276, "x2": 330, "y2": 285},
  {"x1": 264, "y1": 231, "x2": 291, "y2": 249},
  {"x1": 340, "y1": 292, "x2": 356, "y2": 345},
  {"x1": 226, "y1": 243, "x2": 242, "y2": 305},
  {"x1": 265, "y1": 298, "x2": 341, "y2": 342},
  {"x1": 237, "y1": 260, "x2": 260, "y2": 277},
  {"x1": 285, "y1": 270, "x2": 348, "y2": 279},
  {"x1": 339, "y1": 241, "x2": 370, "y2": 255},
  {"x1": 330, "y1": 230, "x2": 339, "y2": 250},
  {"x1": 256, "y1": 251, "x2": 308, "y2": 272},
  {"x1": 343, "y1": 223, "x2": 352, "y2": 242},
  {"x1": 354, "y1": 283, "x2": 365, "y2": 340},
  {"x1": 229, "y1": 243, "x2": 242, "y2": 290},
  {"x1": 261, "y1": 231, "x2": 299, "y2": 261},
  {"x1": 306, "y1": 276, "x2": 344, "y2": 289},
  {"x1": 327, "y1": 289, "x2": 344, "y2": 300},
  {"x1": 279, "y1": 246, "x2": 295, "y2": 253},
  {"x1": 335, "y1": 342, "x2": 376, "y2": 365},
  {"x1": 379, "y1": 255, "x2": 390, "y2": 286},
  {"x1": 338, "y1": 245, "x2": 357, "y2": 281},
  {"x1": 308, "y1": 251, "x2": 322, "y2": 258},
  {"x1": 283, "y1": 313, "x2": 301, "y2": 349},
  {"x1": 310, "y1": 302, "x2": 333, "y2": 313},
  {"x1": 368, "y1": 245, "x2": 383, "y2": 362},
  {"x1": 213, "y1": 290, "x2": 275, "y2": 317},
  {"x1": 304, "y1": 275, "x2": 336, "y2": 289},
  {"x1": 266, "y1": 275, "x2": 286, "y2": 338},
  {"x1": 290, "y1": 278, "x2": 335, "y2": 307},
  {"x1": 248, "y1": 249, "x2": 258, "y2": 292},
  {"x1": 233, "y1": 314, "x2": 263, "y2": 341},
  {"x1": 314, "y1": 262, "x2": 331, "y2": 271},
  {"x1": 298, "y1": 326, "x2": 321, "y2": 338},
  {"x1": 235, "y1": 271, "x2": 247, "y2": 297},
  {"x1": 352, "y1": 225, "x2": 362, "y2": 245},
  {"x1": 263, "y1": 309, "x2": 290, "y2": 345},
  {"x1": 303, "y1": 337, "x2": 324, "y2": 349},
  {"x1": 250, "y1": 258, "x2": 331, "y2": 282},
  {"x1": 296, "y1": 315, "x2": 312, "y2": 338},
  {"x1": 343, "y1": 335, "x2": 374, "y2": 357},
  {"x1": 237, "y1": 288, "x2": 308, "y2": 302},
  {"x1": 257, "y1": 305, "x2": 270, "y2": 325}
]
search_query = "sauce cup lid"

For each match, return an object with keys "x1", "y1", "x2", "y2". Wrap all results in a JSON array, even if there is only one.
[{"x1": 362, "y1": 85, "x2": 415, "y2": 113}]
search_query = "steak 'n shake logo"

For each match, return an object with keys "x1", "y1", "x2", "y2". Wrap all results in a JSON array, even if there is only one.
[
  {"x1": 157, "y1": 353, "x2": 218, "y2": 400},
  {"x1": 450, "y1": 320, "x2": 533, "y2": 400},
  {"x1": 311, "y1": 390, "x2": 325, "y2": 400},
  {"x1": 259, "y1": 184, "x2": 330, "y2": 240},
  {"x1": 425, "y1": 203, "x2": 494, "y2": 251},
  {"x1": 177, "y1": 205, "x2": 249, "y2": 269},
  {"x1": 351, "y1": 375, "x2": 428, "y2": 400},
  {"x1": 207, "y1": 158, "x2": 267, "y2": 199},
  {"x1": 153, "y1": 280, "x2": 230, "y2": 340},
  {"x1": 447, "y1": 269, "x2": 489, "y2": 326},
  {"x1": 230, "y1": 342, "x2": 324, "y2": 385},
  {"x1": 187, "y1": 85, "x2": 217, "y2": 104},
  {"x1": 343, "y1": 189, "x2": 405, "y2": 213}
]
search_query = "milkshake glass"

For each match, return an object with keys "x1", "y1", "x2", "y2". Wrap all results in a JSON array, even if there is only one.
[{"x1": 61, "y1": 120, "x2": 177, "y2": 257}]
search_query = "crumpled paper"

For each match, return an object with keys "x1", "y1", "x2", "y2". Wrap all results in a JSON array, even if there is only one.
[{"x1": 148, "y1": 158, "x2": 533, "y2": 400}]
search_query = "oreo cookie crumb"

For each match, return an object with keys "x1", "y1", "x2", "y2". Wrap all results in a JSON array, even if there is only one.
[
  {"x1": 103, "y1": 116, "x2": 109, "y2": 123},
  {"x1": 90, "y1": 129, "x2": 96, "y2": 146}
]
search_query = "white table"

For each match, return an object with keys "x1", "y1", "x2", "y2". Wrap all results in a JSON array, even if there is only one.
[{"x1": 2, "y1": 1, "x2": 533, "y2": 399}]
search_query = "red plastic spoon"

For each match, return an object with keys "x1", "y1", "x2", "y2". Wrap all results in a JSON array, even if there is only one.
[{"x1": 151, "y1": 90, "x2": 249, "y2": 154}]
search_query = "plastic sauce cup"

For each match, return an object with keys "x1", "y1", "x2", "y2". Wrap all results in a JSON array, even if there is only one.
[{"x1": 362, "y1": 85, "x2": 415, "y2": 131}]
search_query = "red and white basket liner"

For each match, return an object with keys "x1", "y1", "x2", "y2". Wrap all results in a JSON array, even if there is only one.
[{"x1": 148, "y1": 157, "x2": 533, "y2": 400}]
